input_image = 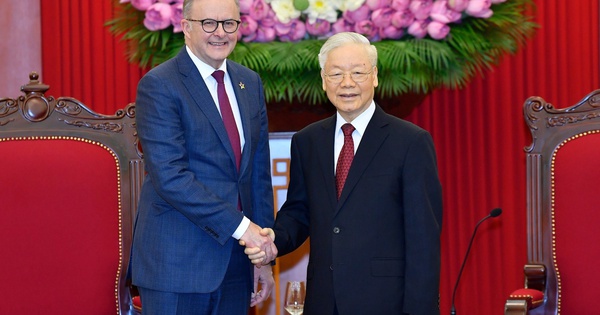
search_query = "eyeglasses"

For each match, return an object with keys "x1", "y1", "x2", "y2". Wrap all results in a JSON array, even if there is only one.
[
  {"x1": 323, "y1": 69, "x2": 374, "y2": 84},
  {"x1": 186, "y1": 18, "x2": 241, "y2": 34}
]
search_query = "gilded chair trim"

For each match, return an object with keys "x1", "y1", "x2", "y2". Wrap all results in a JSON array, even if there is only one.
[{"x1": 0, "y1": 136, "x2": 124, "y2": 315}]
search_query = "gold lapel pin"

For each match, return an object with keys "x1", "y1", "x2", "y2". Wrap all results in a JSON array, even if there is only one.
[{"x1": 239, "y1": 82, "x2": 245, "y2": 89}]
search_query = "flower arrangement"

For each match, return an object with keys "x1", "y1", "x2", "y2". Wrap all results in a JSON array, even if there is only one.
[{"x1": 108, "y1": 0, "x2": 536, "y2": 105}]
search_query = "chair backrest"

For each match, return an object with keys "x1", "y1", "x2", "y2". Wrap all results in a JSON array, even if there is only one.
[
  {"x1": 0, "y1": 72, "x2": 144, "y2": 314},
  {"x1": 523, "y1": 90, "x2": 600, "y2": 314}
]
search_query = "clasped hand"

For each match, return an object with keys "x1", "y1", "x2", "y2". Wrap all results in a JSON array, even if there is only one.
[
  {"x1": 239, "y1": 224, "x2": 276, "y2": 266},
  {"x1": 239, "y1": 224, "x2": 276, "y2": 306}
]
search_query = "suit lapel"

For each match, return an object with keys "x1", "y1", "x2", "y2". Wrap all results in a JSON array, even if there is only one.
[
  {"x1": 337, "y1": 106, "x2": 389, "y2": 210},
  {"x1": 316, "y1": 117, "x2": 339, "y2": 210},
  {"x1": 177, "y1": 50, "x2": 239, "y2": 174}
]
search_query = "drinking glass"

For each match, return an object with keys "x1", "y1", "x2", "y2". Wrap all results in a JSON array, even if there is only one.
[{"x1": 284, "y1": 281, "x2": 305, "y2": 315}]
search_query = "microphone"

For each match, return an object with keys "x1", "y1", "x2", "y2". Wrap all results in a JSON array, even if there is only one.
[{"x1": 450, "y1": 208, "x2": 502, "y2": 315}]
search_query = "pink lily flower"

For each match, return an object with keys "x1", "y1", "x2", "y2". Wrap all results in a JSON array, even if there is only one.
[{"x1": 427, "y1": 21, "x2": 450, "y2": 39}]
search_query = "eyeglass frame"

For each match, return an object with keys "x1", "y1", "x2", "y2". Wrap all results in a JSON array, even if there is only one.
[
  {"x1": 186, "y1": 18, "x2": 241, "y2": 34},
  {"x1": 322, "y1": 68, "x2": 375, "y2": 84}
]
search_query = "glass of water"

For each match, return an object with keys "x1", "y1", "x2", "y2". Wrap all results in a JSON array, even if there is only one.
[{"x1": 284, "y1": 281, "x2": 305, "y2": 315}]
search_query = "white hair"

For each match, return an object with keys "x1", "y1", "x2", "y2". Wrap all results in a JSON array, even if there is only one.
[{"x1": 318, "y1": 32, "x2": 378, "y2": 69}]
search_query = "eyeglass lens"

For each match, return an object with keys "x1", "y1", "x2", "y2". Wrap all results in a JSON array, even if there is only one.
[
  {"x1": 202, "y1": 19, "x2": 239, "y2": 33},
  {"x1": 326, "y1": 71, "x2": 372, "y2": 83}
]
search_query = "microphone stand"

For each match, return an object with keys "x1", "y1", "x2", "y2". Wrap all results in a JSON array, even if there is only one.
[{"x1": 450, "y1": 208, "x2": 502, "y2": 315}]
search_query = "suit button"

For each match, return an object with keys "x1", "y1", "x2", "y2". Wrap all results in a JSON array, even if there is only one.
[
  {"x1": 333, "y1": 227, "x2": 340, "y2": 234},
  {"x1": 330, "y1": 265, "x2": 334, "y2": 271}
]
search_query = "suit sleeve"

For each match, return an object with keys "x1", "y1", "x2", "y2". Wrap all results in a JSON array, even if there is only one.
[
  {"x1": 402, "y1": 130, "x2": 443, "y2": 315},
  {"x1": 249, "y1": 73, "x2": 274, "y2": 229},
  {"x1": 273, "y1": 134, "x2": 311, "y2": 256}
]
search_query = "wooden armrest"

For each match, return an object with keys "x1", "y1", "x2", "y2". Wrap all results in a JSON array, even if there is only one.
[
  {"x1": 504, "y1": 264, "x2": 546, "y2": 315},
  {"x1": 523, "y1": 264, "x2": 546, "y2": 292},
  {"x1": 505, "y1": 299, "x2": 528, "y2": 315}
]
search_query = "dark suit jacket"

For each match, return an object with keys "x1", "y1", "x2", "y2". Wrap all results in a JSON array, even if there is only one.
[
  {"x1": 274, "y1": 105, "x2": 442, "y2": 315},
  {"x1": 131, "y1": 48, "x2": 274, "y2": 293}
]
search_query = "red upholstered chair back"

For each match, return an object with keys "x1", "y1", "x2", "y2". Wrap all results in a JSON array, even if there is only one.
[
  {"x1": 0, "y1": 73, "x2": 143, "y2": 314},
  {"x1": 552, "y1": 133, "x2": 600, "y2": 312},
  {"x1": 516, "y1": 90, "x2": 600, "y2": 314}
]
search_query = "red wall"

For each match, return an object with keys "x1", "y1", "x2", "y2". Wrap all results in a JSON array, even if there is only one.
[
  {"x1": 0, "y1": 0, "x2": 41, "y2": 98},
  {"x1": 37, "y1": 1, "x2": 600, "y2": 314},
  {"x1": 39, "y1": 0, "x2": 145, "y2": 114}
]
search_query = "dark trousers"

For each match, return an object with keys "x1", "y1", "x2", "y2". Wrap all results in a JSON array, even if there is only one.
[{"x1": 138, "y1": 245, "x2": 252, "y2": 315}]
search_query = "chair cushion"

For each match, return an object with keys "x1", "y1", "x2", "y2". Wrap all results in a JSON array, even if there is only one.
[
  {"x1": 509, "y1": 288, "x2": 544, "y2": 310},
  {"x1": 132, "y1": 295, "x2": 142, "y2": 312}
]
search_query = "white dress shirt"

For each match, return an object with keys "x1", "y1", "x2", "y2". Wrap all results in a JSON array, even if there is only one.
[{"x1": 334, "y1": 101, "x2": 376, "y2": 174}]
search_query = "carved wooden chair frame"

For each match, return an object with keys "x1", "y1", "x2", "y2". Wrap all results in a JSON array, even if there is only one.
[
  {"x1": 0, "y1": 72, "x2": 143, "y2": 314},
  {"x1": 505, "y1": 90, "x2": 600, "y2": 314}
]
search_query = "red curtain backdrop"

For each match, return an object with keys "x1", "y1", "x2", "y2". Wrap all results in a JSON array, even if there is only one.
[
  {"x1": 406, "y1": 1, "x2": 600, "y2": 313},
  {"x1": 40, "y1": 0, "x2": 145, "y2": 114},
  {"x1": 40, "y1": 1, "x2": 600, "y2": 314}
]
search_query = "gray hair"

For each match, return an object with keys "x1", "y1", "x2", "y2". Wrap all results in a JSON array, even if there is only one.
[
  {"x1": 318, "y1": 32, "x2": 378, "y2": 69},
  {"x1": 183, "y1": 0, "x2": 240, "y2": 19}
]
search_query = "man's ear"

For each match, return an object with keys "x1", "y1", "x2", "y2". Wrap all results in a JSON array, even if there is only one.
[
  {"x1": 373, "y1": 66, "x2": 379, "y2": 88},
  {"x1": 182, "y1": 19, "x2": 192, "y2": 37}
]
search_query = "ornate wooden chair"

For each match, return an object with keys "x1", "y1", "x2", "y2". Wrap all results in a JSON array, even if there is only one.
[
  {"x1": 0, "y1": 72, "x2": 143, "y2": 314},
  {"x1": 505, "y1": 90, "x2": 600, "y2": 314}
]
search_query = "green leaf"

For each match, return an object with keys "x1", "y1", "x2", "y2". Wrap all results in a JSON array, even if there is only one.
[{"x1": 106, "y1": 0, "x2": 537, "y2": 105}]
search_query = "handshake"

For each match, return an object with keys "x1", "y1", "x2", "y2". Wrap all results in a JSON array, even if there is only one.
[
  {"x1": 238, "y1": 223, "x2": 277, "y2": 306},
  {"x1": 238, "y1": 222, "x2": 277, "y2": 267}
]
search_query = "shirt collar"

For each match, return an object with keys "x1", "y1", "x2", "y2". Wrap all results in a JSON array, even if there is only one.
[
  {"x1": 185, "y1": 45, "x2": 228, "y2": 80},
  {"x1": 335, "y1": 101, "x2": 376, "y2": 136}
]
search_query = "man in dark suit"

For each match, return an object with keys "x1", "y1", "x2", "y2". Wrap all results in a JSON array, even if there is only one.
[
  {"x1": 248, "y1": 32, "x2": 443, "y2": 315},
  {"x1": 130, "y1": 0, "x2": 276, "y2": 314}
]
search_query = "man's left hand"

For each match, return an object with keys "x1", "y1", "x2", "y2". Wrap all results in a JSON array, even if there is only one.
[{"x1": 251, "y1": 265, "x2": 274, "y2": 307}]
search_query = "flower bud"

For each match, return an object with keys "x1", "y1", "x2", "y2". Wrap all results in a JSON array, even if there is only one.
[{"x1": 293, "y1": 0, "x2": 309, "y2": 11}]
